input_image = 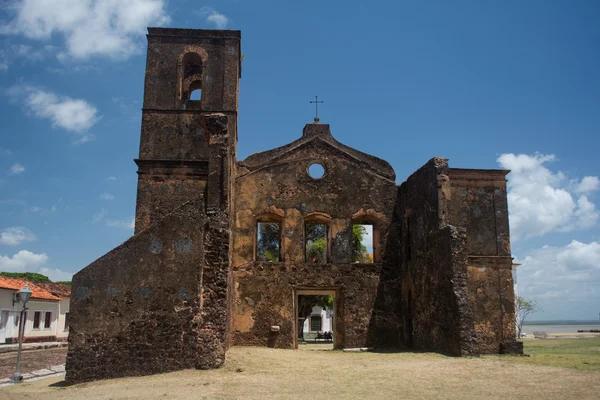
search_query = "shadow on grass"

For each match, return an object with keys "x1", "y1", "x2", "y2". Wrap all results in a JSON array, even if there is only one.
[{"x1": 369, "y1": 347, "x2": 458, "y2": 357}]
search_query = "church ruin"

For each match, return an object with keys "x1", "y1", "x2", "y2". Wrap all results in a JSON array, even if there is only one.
[{"x1": 65, "y1": 28, "x2": 522, "y2": 384}]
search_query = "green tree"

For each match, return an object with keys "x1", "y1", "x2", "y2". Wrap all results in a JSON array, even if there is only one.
[
  {"x1": 257, "y1": 222, "x2": 280, "y2": 261},
  {"x1": 306, "y1": 223, "x2": 327, "y2": 263},
  {"x1": 297, "y1": 295, "x2": 334, "y2": 341},
  {"x1": 0, "y1": 272, "x2": 52, "y2": 283},
  {"x1": 351, "y1": 224, "x2": 370, "y2": 262},
  {"x1": 55, "y1": 281, "x2": 72, "y2": 285},
  {"x1": 516, "y1": 296, "x2": 541, "y2": 338}
]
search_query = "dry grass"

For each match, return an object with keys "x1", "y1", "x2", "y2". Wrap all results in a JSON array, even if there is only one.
[
  {"x1": 2, "y1": 345, "x2": 599, "y2": 400},
  {"x1": 491, "y1": 337, "x2": 600, "y2": 372}
]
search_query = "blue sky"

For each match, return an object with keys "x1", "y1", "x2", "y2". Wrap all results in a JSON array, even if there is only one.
[{"x1": 0, "y1": 0, "x2": 599, "y2": 321}]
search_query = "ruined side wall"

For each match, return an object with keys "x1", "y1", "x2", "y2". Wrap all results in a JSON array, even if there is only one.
[
  {"x1": 65, "y1": 198, "x2": 216, "y2": 384},
  {"x1": 447, "y1": 169, "x2": 521, "y2": 354},
  {"x1": 405, "y1": 226, "x2": 474, "y2": 355},
  {"x1": 396, "y1": 158, "x2": 476, "y2": 355},
  {"x1": 66, "y1": 113, "x2": 235, "y2": 384}
]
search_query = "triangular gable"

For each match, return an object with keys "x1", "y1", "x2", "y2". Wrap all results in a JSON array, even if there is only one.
[{"x1": 239, "y1": 123, "x2": 396, "y2": 181}]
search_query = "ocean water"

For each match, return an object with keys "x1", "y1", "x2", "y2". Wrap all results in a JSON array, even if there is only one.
[{"x1": 522, "y1": 323, "x2": 600, "y2": 335}]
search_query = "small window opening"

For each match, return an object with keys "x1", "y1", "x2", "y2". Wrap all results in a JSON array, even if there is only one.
[
  {"x1": 181, "y1": 52, "x2": 203, "y2": 101},
  {"x1": 257, "y1": 222, "x2": 281, "y2": 262},
  {"x1": 64, "y1": 312, "x2": 70, "y2": 331},
  {"x1": 33, "y1": 311, "x2": 41, "y2": 329},
  {"x1": 305, "y1": 223, "x2": 327, "y2": 263},
  {"x1": 183, "y1": 53, "x2": 203, "y2": 79},
  {"x1": 310, "y1": 315, "x2": 322, "y2": 332},
  {"x1": 44, "y1": 311, "x2": 52, "y2": 329},
  {"x1": 308, "y1": 163, "x2": 325, "y2": 179},
  {"x1": 190, "y1": 88, "x2": 201, "y2": 100},
  {"x1": 188, "y1": 80, "x2": 202, "y2": 101},
  {"x1": 352, "y1": 224, "x2": 374, "y2": 263}
]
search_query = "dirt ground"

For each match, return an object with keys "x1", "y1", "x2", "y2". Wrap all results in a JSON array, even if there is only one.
[
  {"x1": 1, "y1": 346, "x2": 599, "y2": 400},
  {"x1": 0, "y1": 348, "x2": 67, "y2": 379}
]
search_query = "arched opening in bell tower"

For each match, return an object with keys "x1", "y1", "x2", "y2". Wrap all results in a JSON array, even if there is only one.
[{"x1": 182, "y1": 52, "x2": 203, "y2": 101}]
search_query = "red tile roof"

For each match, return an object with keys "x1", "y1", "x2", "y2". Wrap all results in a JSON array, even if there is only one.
[
  {"x1": 0, "y1": 277, "x2": 61, "y2": 301},
  {"x1": 37, "y1": 282, "x2": 71, "y2": 298}
]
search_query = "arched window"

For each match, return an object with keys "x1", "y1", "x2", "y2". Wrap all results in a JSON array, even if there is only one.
[
  {"x1": 305, "y1": 213, "x2": 331, "y2": 264},
  {"x1": 351, "y1": 214, "x2": 381, "y2": 263},
  {"x1": 256, "y1": 213, "x2": 283, "y2": 262},
  {"x1": 181, "y1": 52, "x2": 203, "y2": 101},
  {"x1": 351, "y1": 223, "x2": 374, "y2": 263}
]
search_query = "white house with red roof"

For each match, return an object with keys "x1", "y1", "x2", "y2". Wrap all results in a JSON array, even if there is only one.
[{"x1": 0, "y1": 277, "x2": 71, "y2": 344}]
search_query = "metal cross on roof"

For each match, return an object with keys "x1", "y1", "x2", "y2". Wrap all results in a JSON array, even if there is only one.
[{"x1": 310, "y1": 96, "x2": 323, "y2": 122}]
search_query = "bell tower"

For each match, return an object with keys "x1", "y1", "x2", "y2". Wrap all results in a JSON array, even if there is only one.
[{"x1": 134, "y1": 28, "x2": 241, "y2": 232}]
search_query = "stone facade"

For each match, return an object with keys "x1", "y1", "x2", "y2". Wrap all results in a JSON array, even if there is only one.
[{"x1": 66, "y1": 27, "x2": 521, "y2": 384}]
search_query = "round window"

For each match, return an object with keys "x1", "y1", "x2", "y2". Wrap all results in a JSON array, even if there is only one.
[{"x1": 308, "y1": 163, "x2": 325, "y2": 179}]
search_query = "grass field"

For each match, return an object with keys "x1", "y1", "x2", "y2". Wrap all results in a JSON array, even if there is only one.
[
  {"x1": 1, "y1": 338, "x2": 598, "y2": 399},
  {"x1": 493, "y1": 337, "x2": 600, "y2": 372}
]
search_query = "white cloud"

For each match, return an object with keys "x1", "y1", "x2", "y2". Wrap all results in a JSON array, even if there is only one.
[
  {"x1": 0, "y1": 0, "x2": 170, "y2": 60},
  {"x1": 9, "y1": 163, "x2": 24, "y2": 174},
  {"x1": 498, "y1": 153, "x2": 599, "y2": 240},
  {"x1": 0, "y1": 249, "x2": 71, "y2": 282},
  {"x1": 0, "y1": 199, "x2": 26, "y2": 205},
  {"x1": 29, "y1": 205, "x2": 57, "y2": 215},
  {"x1": 38, "y1": 267, "x2": 73, "y2": 282},
  {"x1": 516, "y1": 240, "x2": 600, "y2": 320},
  {"x1": 576, "y1": 176, "x2": 600, "y2": 194},
  {"x1": 0, "y1": 43, "x2": 54, "y2": 72},
  {"x1": 8, "y1": 85, "x2": 100, "y2": 139},
  {"x1": 105, "y1": 217, "x2": 135, "y2": 230},
  {"x1": 107, "y1": 176, "x2": 117, "y2": 181},
  {"x1": 100, "y1": 192, "x2": 114, "y2": 200},
  {"x1": 199, "y1": 7, "x2": 229, "y2": 29},
  {"x1": 0, "y1": 250, "x2": 48, "y2": 271},
  {"x1": 92, "y1": 208, "x2": 106, "y2": 223},
  {"x1": 0, "y1": 227, "x2": 36, "y2": 246}
]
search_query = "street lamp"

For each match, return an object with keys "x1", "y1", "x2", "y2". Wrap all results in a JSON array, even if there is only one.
[{"x1": 11, "y1": 284, "x2": 32, "y2": 384}]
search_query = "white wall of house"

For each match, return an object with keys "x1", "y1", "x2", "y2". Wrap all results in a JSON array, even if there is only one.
[
  {"x1": 56, "y1": 297, "x2": 70, "y2": 339},
  {"x1": 0, "y1": 288, "x2": 62, "y2": 343},
  {"x1": 0, "y1": 290, "x2": 16, "y2": 343},
  {"x1": 302, "y1": 306, "x2": 333, "y2": 333},
  {"x1": 22, "y1": 299, "x2": 59, "y2": 338}
]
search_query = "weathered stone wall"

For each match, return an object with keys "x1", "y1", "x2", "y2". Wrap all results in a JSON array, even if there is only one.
[
  {"x1": 231, "y1": 123, "x2": 400, "y2": 348},
  {"x1": 134, "y1": 28, "x2": 240, "y2": 232},
  {"x1": 403, "y1": 226, "x2": 475, "y2": 355},
  {"x1": 233, "y1": 262, "x2": 383, "y2": 349},
  {"x1": 447, "y1": 169, "x2": 521, "y2": 354},
  {"x1": 134, "y1": 165, "x2": 207, "y2": 233},
  {"x1": 65, "y1": 198, "x2": 215, "y2": 384},
  {"x1": 142, "y1": 28, "x2": 240, "y2": 113},
  {"x1": 67, "y1": 109, "x2": 235, "y2": 384},
  {"x1": 466, "y1": 262, "x2": 519, "y2": 353},
  {"x1": 396, "y1": 158, "x2": 477, "y2": 355}
]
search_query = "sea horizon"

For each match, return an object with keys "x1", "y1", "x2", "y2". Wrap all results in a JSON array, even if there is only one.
[{"x1": 523, "y1": 320, "x2": 600, "y2": 325}]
